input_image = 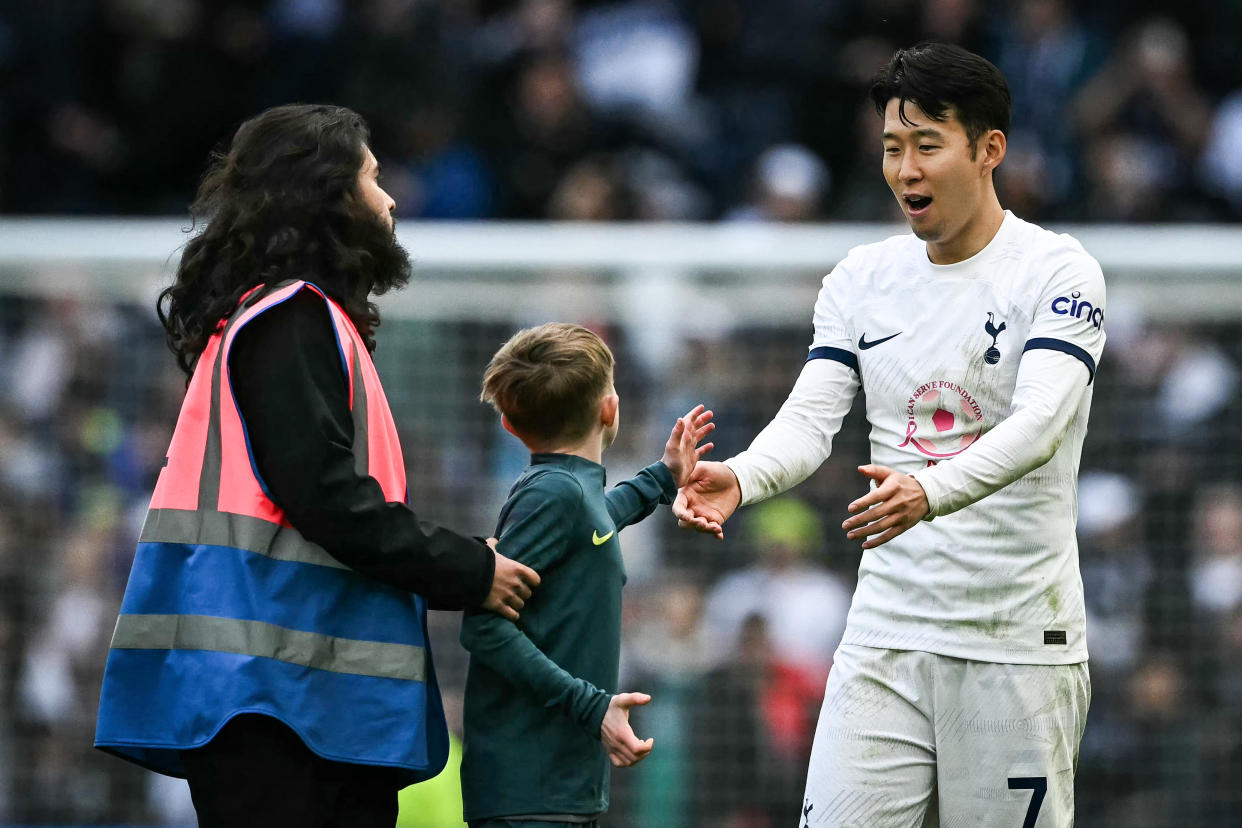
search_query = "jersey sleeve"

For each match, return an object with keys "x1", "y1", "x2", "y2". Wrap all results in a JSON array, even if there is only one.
[
  {"x1": 726, "y1": 358, "x2": 858, "y2": 506},
  {"x1": 605, "y1": 461, "x2": 676, "y2": 528},
  {"x1": 459, "y1": 608, "x2": 610, "y2": 739},
  {"x1": 1023, "y1": 244, "x2": 1107, "y2": 384},
  {"x1": 808, "y1": 258, "x2": 860, "y2": 374},
  {"x1": 725, "y1": 257, "x2": 863, "y2": 506}
]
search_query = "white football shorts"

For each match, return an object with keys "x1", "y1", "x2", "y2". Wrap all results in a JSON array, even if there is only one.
[{"x1": 799, "y1": 644, "x2": 1090, "y2": 828}]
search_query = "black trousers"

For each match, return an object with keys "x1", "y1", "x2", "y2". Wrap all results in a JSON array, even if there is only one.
[{"x1": 181, "y1": 713, "x2": 404, "y2": 828}]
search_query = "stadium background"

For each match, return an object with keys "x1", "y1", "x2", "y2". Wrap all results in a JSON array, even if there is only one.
[{"x1": 2, "y1": 0, "x2": 1242, "y2": 825}]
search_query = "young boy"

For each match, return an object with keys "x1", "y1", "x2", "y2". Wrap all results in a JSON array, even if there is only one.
[{"x1": 460, "y1": 323, "x2": 714, "y2": 827}]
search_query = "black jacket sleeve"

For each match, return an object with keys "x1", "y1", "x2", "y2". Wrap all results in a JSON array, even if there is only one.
[{"x1": 227, "y1": 288, "x2": 494, "y2": 610}]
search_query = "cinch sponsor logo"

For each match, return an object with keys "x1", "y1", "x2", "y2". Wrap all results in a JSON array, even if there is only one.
[{"x1": 1051, "y1": 291, "x2": 1104, "y2": 329}]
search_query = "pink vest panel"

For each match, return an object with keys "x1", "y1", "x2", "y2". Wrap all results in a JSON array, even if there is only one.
[{"x1": 149, "y1": 281, "x2": 407, "y2": 521}]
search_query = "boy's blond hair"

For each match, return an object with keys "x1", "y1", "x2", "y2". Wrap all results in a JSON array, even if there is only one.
[{"x1": 481, "y1": 323, "x2": 616, "y2": 444}]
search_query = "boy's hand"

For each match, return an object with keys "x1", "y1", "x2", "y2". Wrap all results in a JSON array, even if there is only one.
[
  {"x1": 661, "y1": 405, "x2": 715, "y2": 489},
  {"x1": 601, "y1": 692, "x2": 654, "y2": 767}
]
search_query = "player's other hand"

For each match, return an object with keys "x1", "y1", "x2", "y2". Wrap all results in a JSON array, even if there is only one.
[
  {"x1": 483, "y1": 545, "x2": 541, "y2": 622},
  {"x1": 842, "y1": 464, "x2": 929, "y2": 549},
  {"x1": 601, "y1": 692, "x2": 654, "y2": 767},
  {"x1": 660, "y1": 404, "x2": 715, "y2": 488},
  {"x1": 672, "y1": 460, "x2": 740, "y2": 540}
]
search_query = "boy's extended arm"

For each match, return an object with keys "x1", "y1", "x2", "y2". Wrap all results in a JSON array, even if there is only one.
[
  {"x1": 606, "y1": 405, "x2": 714, "y2": 528},
  {"x1": 604, "y1": 462, "x2": 676, "y2": 529}
]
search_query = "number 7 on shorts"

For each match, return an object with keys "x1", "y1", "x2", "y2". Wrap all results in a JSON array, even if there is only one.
[{"x1": 1007, "y1": 777, "x2": 1047, "y2": 828}]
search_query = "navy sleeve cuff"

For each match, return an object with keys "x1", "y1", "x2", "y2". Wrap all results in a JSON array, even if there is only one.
[
  {"x1": 807, "y1": 345, "x2": 859, "y2": 373},
  {"x1": 1022, "y1": 338, "x2": 1097, "y2": 384}
]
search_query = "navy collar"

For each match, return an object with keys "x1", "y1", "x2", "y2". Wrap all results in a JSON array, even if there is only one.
[{"x1": 529, "y1": 453, "x2": 607, "y2": 485}]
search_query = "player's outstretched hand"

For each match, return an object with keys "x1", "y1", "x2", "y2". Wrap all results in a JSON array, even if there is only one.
[
  {"x1": 601, "y1": 692, "x2": 654, "y2": 767},
  {"x1": 842, "y1": 464, "x2": 929, "y2": 549},
  {"x1": 660, "y1": 404, "x2": 715, "y2": 488},
  {"x1": 672, "y1": 460, "x2": 741, "y2": 540},
  {"x1": 482, "y1": 545, "x2": 541, "y2": 622}
]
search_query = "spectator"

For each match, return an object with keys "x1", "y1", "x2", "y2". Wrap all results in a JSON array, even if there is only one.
[
  {"x1": 1, "y1": 1, "x2": 1239, "y2": 220},
  {"x1": 687, "y1": 614, "x2": 804, "y2": 828},
  {"x1": 991, "y1": 0, "x2": 1103, "y2": 210},
  {"x1": 573, "y1": 0, "x2": 697, "y2": 120},
  {"x1": 1199, "y1": 89, "x2": 1242, "y2": 219},
  {"x1": 702, "y1": 495, "x2": 851, "y2": 683},
  {"x1": 623, "y1": 578, "x2": 713, "y2": 828},
  {"x1": 1099, "y1": 652, "x2": 1210, "y2": 827},
  {"x1": 387, "y1": 102, "x2": 497, "y2": 220},
  {"x1": 1189, "y1": 483, "x2": 1242, "y2": 619},
  {"x1": 18, "y1": 511, "x2": 145, "y2": 822},
  {"x1": 1072, "y1": 17, "x2": 1214, "y2": 220},
  {"x1": 1077, "y1": 471, "x2": 1150, "y2": 681},
  {"x1": 726, "y1": 144, "x2": 831, "y2": 223},
  {"x1": 548, "y1": 153, "x2": 631, "y2": 220},
  {"x1": 485, "y1": 50, "x2": 605, "y2": 218}
]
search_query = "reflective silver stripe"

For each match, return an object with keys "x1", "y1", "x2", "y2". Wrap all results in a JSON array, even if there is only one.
[
  {"x1": 111, "y1": 613, "x2": 426, "y2": 682},
  {"x1": 351, "y1": 345, "x2": 368, "y2": 477},
  {"x1": 203, "y1": 285, "x2": 277, "y2": 509},
  {"x1": 140, "y1": 508, "x2": 348, "y2": 570},
  {"x1": 199, "y1": 336, "x2": 226, "y2": 512}
]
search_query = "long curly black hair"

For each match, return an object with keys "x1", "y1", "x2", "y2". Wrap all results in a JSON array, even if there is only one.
[{"x1": 158, "y1": 103, "x2": 411, "y2": 376}]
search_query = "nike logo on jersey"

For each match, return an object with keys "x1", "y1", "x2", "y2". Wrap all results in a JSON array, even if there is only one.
[
  {"x1": 592, "y1": 529, "x2": 615, "y2": 545},
  {"x1": 858, "y1": 332, "x2": 901, "y2": 350}
]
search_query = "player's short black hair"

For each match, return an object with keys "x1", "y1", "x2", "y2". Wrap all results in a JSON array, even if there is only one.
[{"x1": 869, "y1": 42, "x2": 1011, "y2": 150}]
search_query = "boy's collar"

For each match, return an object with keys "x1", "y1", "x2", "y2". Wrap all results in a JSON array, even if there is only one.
[{"x1": 529, "y1": 452, "x2": 606, "y2": 475}]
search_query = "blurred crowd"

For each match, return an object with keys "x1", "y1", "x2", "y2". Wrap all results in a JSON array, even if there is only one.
[
  {"x1": 3, "y1": 0, "x2": 1242, "y2": 222},
  {"x1": 1, "y1": 281, "x2": 1241, "y2": 826}
]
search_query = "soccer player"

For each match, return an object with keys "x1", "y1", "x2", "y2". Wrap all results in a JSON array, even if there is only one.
[
  {"x1": 675, "y1": 43, "x2": 1105, "y2": 826},
  {"x1": 94, "y1": 104, "x2": 540, "y2": 828},
  {"x1": 461, "y1": 323, "x2": 714, "y2": 828}
]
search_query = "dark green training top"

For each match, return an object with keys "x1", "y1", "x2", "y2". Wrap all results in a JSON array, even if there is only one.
[{"x1": 459, "y1": 453, "x2": 675, "y2": 823}]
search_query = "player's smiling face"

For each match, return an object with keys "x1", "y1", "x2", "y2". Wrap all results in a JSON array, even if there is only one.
[{"x1": 881, "y1": 98, "x2": 1004, "y2": 264}]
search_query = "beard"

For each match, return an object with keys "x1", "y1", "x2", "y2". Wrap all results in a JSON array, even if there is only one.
[
  {"x1": 304, "y1": 210, "x2": 413, "y2": 351},
  {"x1": 352, "y1": 212, "x2": 412, "y2": 298}
]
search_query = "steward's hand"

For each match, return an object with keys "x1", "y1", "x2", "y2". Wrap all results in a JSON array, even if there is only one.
[{"x1": 482, "y1": 545, "x2": 541, "y2": 621}]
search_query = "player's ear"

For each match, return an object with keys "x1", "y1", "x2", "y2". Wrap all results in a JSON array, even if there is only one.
[
  {"x1": 599, "y1": 392, "x2": 619, "y2": 428},
  {"x1": 980, "y1": 128, "x2": 1006, "y2": 174},
  {"x1": 500, "y1": 414, "x2": 520, "y2": 438}
]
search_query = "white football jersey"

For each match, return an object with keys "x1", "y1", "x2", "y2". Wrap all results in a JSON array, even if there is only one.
[{"x1": 791, "y1": 211, "x2": 1103, "y2": 665}]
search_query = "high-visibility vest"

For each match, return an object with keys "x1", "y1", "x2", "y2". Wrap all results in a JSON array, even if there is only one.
[{"x1": 94, "y1": 280, "x2": 448, "y2": 782}]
